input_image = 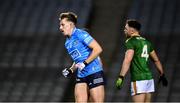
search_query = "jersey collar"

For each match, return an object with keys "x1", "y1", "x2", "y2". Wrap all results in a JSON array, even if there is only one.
[{"x1": 125, "y1": 35, "x2": 140, "y2": 43}]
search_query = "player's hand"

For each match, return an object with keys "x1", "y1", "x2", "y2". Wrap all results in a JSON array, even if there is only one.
[
  {"x1": 116, "y1": 75, "x2": 124, "y2": 89},
  {"x1": 62, "y1": 68, "x2": 73, "y2": 77},
  {"x1": 158, "y1": 74, "x2": 168, "y2": 86},
  {"x1": 75, "y1": 61, "x2": 87, "y2": 71}
]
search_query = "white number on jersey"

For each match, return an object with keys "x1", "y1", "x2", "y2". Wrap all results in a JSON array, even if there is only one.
[{"x1": 141, "y1": 45, "x2": 149, "y2": 61}]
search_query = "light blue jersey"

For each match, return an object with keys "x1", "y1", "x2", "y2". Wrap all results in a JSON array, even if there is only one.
[{"x1": 65, "y1": 28, "x2": 103, "y2": 78}]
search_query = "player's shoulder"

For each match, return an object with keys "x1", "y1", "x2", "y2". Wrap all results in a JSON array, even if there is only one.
[
  {"x1": 75, "y1": 28, "x2": 90, "y2": 39},
  {"x1": 125, "y1": 36, "x2": 136, "y2": 43},
  {"x1": 75, "y1": 28, "x2": 89, "y2": 34}
]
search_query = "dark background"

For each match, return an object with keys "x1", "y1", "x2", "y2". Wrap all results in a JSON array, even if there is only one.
[{"x1": 0, "y1": 0, "x2": 179, "y2": 102}]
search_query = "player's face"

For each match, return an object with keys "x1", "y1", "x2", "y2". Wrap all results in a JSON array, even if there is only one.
[
  {"x1": 59, "y1": 18, "x2": 73, "y2": 36},
  {"x1": 124, "y1": 24, "x2": 132, "y2": 37}
]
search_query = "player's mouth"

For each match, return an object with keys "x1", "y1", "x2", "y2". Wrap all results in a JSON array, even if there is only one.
[{"x1": 60, "y1": 30, "x2": 64, "y2": 33}]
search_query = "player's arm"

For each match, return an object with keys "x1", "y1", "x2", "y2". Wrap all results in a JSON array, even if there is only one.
[
  {"x1": 150, "y1": 50, "x2": 168, "y2": 86},
  {"x1": 76, "y1": 39, "x2": 102, "y2": 70},
  {"x1": 116, "y1": 49, "x2": 134, "y2": 89},
  {"x1": 85, "y1": 39, "x2": 102, "y2": 64},
  {"x1": 150, "y1": 50, "x2": 164, "y2": 75},
  {"x1": 119, "y1": 49, "x2": 134, "y2": 76},
  {"x1": 75, "y1": 33, "x2": 102, "y2": 70}
]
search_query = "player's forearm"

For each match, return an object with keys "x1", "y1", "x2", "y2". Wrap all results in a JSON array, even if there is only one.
[
  {"x1": 85, "y1": 47, "x2": 102, "y2": 64},
  {"x1": 150, "y1": 50, "x2": 164, "y2": 75},
  {"x1": 119, "y1": 49, "x2": 134, "y2": 77},
  {"x1": 154, "y1": 60, "x2": 164, "y2": 75},
  {"x1": 70, "y1": 62, "x2": 77, "y2": 73},
  {"x1": 120, "y1": 59, "x2": 131, "y2": 77}
]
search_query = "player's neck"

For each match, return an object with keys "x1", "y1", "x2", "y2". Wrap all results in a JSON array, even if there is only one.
[
  {"x1": 131, "y1": 32, "x2": 140, "y2": 37},
  {"x1": 67, "y1": 27, "x2": 76, "y2": 38}
]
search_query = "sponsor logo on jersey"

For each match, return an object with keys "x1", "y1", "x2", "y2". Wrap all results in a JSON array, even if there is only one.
[{"x1": 70, "y1": 49, "x2": 81, "y2": 60}]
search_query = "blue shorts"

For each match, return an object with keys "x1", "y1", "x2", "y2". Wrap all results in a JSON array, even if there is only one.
[{"x1": 76, "y1": 71, "x2": 105, "y2": 89}]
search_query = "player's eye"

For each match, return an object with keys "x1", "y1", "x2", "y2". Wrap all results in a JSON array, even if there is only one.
[{"x1": 61, "y1": 24, "x2": 64, "y2": 26}]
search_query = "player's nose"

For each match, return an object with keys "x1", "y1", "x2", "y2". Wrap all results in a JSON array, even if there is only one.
[{"x1": 59, "y1": 26, "x2": 63, "y2": 30}]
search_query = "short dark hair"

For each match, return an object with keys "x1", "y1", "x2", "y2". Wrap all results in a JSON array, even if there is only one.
[
  {"x1": 126, "y1": 19, "x2": 141, "y2": 31},
  {"x1": 59, "y1": 12, "x2": 77, "y2": 24}
]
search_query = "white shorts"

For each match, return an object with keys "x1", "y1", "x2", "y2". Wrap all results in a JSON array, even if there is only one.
[{"x1": 130, "y1": 79, "x2": 155, "y2": 96}]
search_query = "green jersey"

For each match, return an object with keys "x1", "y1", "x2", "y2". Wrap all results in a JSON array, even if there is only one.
[{"x1": 125, "y1": 36, "x2": 154, "y2": 81}]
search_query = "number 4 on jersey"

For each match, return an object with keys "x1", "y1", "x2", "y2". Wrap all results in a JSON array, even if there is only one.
[{"x1": 141, "y1": 45, "x2": 149, "y2": 61}]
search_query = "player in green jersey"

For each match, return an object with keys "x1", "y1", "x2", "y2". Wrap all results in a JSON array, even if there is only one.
[{"x1": 116, "y1": 19, "x2": 168, "y2": 102}]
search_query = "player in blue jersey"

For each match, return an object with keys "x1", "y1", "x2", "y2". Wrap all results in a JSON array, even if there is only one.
[{"x1": 59, "y1": 12, "x2": 105, "y2": 102}]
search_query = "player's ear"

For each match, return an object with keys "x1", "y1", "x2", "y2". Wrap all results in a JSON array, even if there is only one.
[
  {"x1": 130, "y1": 28, "x2": 135, "y2": 34},
  {"x1": 70, "y1": 22, "x2": 75, "y2": 27}
]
